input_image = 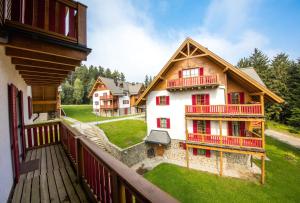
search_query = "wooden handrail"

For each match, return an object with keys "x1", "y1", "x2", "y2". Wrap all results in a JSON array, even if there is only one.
[{"x1": 167, "y1": 75, "x2": 219, "y2": 88}]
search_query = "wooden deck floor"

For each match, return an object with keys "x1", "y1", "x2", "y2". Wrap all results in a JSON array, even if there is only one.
[{"x1": 12, "y1": 144, "x2": 88, "y2": 203}]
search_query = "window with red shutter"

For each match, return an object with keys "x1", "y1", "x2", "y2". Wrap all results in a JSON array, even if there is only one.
[
  {"x1": 199, "y1": 67, "x2": 204, "y2": 76},
  {"x1": 205, "y1": 150, "x2": 211, "y2": 158},
  {"x1": 205, "y1": 94, "x2": 210, "y2": 105},
  {"x1": 166, "y1": 96, "x2": 170, "y2": 105},
  {"x1": 239, "y1": 92, "x2": 245, "y2": 104},
  {"x1": 205, "y1": 121, "x2": 211, "y2": 134},
  {"x1": 228, "y1": 121, "x2": 233, "y2": 136},
  {"x1": 156, "y1": 118, "x2": 161, "y2": 128},
  {"x1": 166, "y1": 118, "x2": 170, "y2": 128},
  {"x1": 28, "y1": 96, "x2": 32, "y2": 119},
  {"x1": 156, "y1": 96, "x2": 160, "y2": 105},
  {"x1": 178, "y1": 70, "x2": 182, "y2": 78},
  {"x1": 156, "y1": 96, "x2": 169, "y2": 105},
  {"x1": 193, "y1": 148, "x2": 198, "y2": 155},
  {"x1": 240, "y1": 121, "x2": 246, "y2": 136},
  {"x1": 193, "y1": 120, "x2": 198, "y2": 133},
  {"x1": 227, "y1": 93, "x2": 231, "y2": 104},
  {"x1": 192, "y1": 95, "x2": 196, "y2": 105}
]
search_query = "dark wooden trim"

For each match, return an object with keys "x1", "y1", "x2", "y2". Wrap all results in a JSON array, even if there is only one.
[
  {"x1": 12, "y1": 58, "x2": 75, "y2": 71},
  {"x1": 22, "y1": 74, "x2": 66, "y2": 80},
  {"x1": 16, "y1": 66, "x2": 70, "y2": 74}
]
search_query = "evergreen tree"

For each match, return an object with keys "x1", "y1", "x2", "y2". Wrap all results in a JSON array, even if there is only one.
[
  {"x1": 61, "y1": 81, "x2": 74, "y2": 104},
  {"x1": 73, "y1": 78, "x2": 84, "y2": 104},
  {"x1": 149, "y1": 76, "x2": 153, "y2": 84},
  {"x1": 104, "y1": 68, "x2": 112, "y2": 78},
  {"x1": 144, "y1": 75, "x2": 149, "y2": 87},
  {"x1": 288, "y1": 108, "x2": 300, "y2": 127},
  {"x1": 112, "y1": 70, "x2": 120, "y2": 81},
  {"x1": 98, "y1": 66, "x2": 105, "y2": 77},
  {"x1": 120, "y1": 72, "x2": 126, "y2": 81},
  {"x1": 237, "y1": 57, "x2": 252, "y2": 68}
]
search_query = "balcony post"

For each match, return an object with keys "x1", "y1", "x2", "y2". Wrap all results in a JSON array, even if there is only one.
[
  {"x1": 219, "y1": 151, "x2": 223, "y2": 176},
  {"x1": 219, "y1": 120, "x2": 222, "y2": 146},
  {"x1": 261, "y1": 155, "x2": 265, "y2": 184},
  {"x1": 185, "y1": 117, "x2": 189, "y2": 169},
  {"x1": 260, "y1": 94, "x2": 264, "y2": 115},
  {"x1": 262, "y1": 120, "x2": 265, "y2": 149}
]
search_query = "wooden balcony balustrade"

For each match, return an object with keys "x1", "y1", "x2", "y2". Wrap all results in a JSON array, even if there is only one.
[
  {"x1": 187, "y1": 133, "x2": 263, "y2": 149},
  {"x1": 100, "y1": 104, "x2": 118, "y2": 109},
  {"x1": 0, "y1": 0, "x2": 87, "y2": 46},
  {"x1": 20, "y1": 121, "x2": 178, "y2": 203},
  {"x1": 185, "y1": 104, "x2": 263, "y2": 116},
  {"x1": 167, "y1": 75, "x2": 219, "y2": 89},
  {"x1": 100, "y1": 95, "x2": 114, "y2": 100}
]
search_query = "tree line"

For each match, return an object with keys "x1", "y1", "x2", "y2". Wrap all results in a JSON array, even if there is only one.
[
  {"x1": 61, "y1": 65, "x2": 126, "y2": 104},
  {"x1": 237, "y1": 49, "x2": 300, "y2": 128}
]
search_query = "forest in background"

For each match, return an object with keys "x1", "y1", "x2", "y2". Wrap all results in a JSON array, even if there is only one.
[{"x1": 61, "y1": 49, "x2": 300, "y2": 128}]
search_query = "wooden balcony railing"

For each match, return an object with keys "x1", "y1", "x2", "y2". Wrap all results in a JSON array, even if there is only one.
[
  {"x1": 0, "y1": 0, "x2": 87, "y2": 46},
  {"x1": 188, "y1": 133, "x2": 263, "y2": 148},
  {"x1": 23, "y1": 121, "x2": 178, "y2": 203},
  {"x1": 100, "y1": 104, "x2": 118, "y2": 109},
  {"x1": 100, "y1": 95, "x2": 114, "y2": 100},
  {"x1": 185, "y1": 104, "x2": 262, "y2": 116},
  {"x1": 167, "y1": 75, "x2": 219, "y2": 89}
]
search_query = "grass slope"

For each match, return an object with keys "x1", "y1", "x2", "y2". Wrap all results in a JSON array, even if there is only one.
[
  {"x1": 62, "y1": 105, "x2": 123, "y2": 123},
  {"x1": 97, "y1": 120, "x2": 147, "y2": 148},
  {"x1": 267, "y1": 120, "x2": 300, "y2": 138},
  {"x1": 145, "y1": 137, "x2": 300, "y2": 203}
]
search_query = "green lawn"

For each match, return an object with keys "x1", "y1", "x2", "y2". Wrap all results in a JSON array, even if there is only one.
[
  {"x1": 62, "y1": 105, "x2": 131, "y2": 123},
  {"x1": 267, "y1": 120, "x2": 300, "y2": 138},
  {"x1": 97, "y1": 120, "x2": 147, "y2": 148},
  {"x1": 144, "y1": 137, "x2": 300, "y2": 203}
]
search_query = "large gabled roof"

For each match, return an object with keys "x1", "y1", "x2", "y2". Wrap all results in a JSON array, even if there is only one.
[{"x1": 136, "y1": 38, "x2": 284, "y2": 105}]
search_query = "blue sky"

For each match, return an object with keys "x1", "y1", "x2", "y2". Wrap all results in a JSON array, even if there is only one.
[{"x1": 82, "y1": 0, "x2": 300, "y2": 82}]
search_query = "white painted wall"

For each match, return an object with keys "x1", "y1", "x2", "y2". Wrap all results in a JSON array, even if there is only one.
[
  {"x1": 118, "y1": 95, "x2": 130, "y2": 109},
  {"x1": 0, "y1": 46, "x2": 33, "y2": 202},
  {"x1": 146, "y1": 86, "x2": 227, "y2": 140},
  {"x1": 92, "y1": 90, "x2": 110, "y2": 110}
]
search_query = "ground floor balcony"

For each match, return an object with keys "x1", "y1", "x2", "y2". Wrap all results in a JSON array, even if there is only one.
[
  {"x1": 100, "y1": 104, "x2": 118, "y2": 109},
  {"x1": 166, "y1": 75, "x2": 219, "y2": 91},
  {"x1": 11, "y1": 121, "x2": 177, "y2": 203},
  {"x1": 185, "y1": 104, "x2": 263, "y2": 117},
  {"x1": 187, "y1": 133, "x2": 263, "y2": 149}
]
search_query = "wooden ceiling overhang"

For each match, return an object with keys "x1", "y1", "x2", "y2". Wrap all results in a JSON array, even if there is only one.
[
  {"x1": 3, "y1": 33, "x2": 90, "y2": 86},
  {"x1": 135, "y1": 37, "x2": 284, "y2": 106}
]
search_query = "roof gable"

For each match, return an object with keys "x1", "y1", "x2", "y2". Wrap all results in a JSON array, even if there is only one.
[{"x1": 136, "y1": 37, "x2": 284, "y2": 105}]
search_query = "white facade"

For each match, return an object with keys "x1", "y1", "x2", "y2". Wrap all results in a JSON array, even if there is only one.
[
  {"x1": 118, "y1": 94, "x2": 130, "y2": 109},
  {"x1": 146, "y1": 86, "x2": 228, "y2": 140},
  {"x1": 93, "y1": 90, "x2": 110, "y2": 111},
  {"x1": 0, "y1": 47, "x2": 33, "y2": 202}
]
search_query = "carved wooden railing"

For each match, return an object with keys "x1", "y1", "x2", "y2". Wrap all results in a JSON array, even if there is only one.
[
  {"x1": 0, "y1": 0, "x2": 87, "y2": 46},
  {"x1": 100, "y1": 95, "x2": 114, "y2": 100},
  {"x1": 185, "y1": 104, "x2": 262, "y2": 116},
  {"x1": 100, "y1": 104, "x2": 118, "y2": 109},
  {"x1": 167, "y1": 75, "x2": 219, "y2": 89},
  {"x1": 24, "y1": 121, "x2": 178, "y2": 203},
  {"x1": 188, "y1": 133, "x2": 263, "y2": 148}
]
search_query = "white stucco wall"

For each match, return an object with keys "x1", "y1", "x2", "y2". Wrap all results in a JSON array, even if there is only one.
[
  {"x1": 0, "y1": 46, "x2": 32, "y2": 202},
  {"x1": 146, "y1": 86, "x2": 227, "y2": 140},
  {"x1": 118, "y1": 95, "x2": 130, "y2": 109},
  {"x1": 92, "y1": 90, "x2": 110, "y2": 110}
]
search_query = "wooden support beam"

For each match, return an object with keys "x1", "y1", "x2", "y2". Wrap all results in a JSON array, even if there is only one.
[
  {"x1": 223, "y1": 67, "x2": 229, "y2": 72},
  {"x1": 180, "y1": 51, "x2": 187, "y2": 57},
  {"x1": 16, "y1": 66, "x2": 70, "y2": 75},
  {"x1": 12, "y1": 58, "x2": 75, "y2": 71},
  {"x1": 171, "y1": 53, "x2": 209, "y2": 62},
  {"x1": 249, "y1": 92, "x2": 265, "y2": 96},
  {"x1": 190, "y1": 47, "x2": 198, "y2": 56},
  {"x1": 22, "y1": 74, "x2": 66, "y2": 79},
  {"x1": 20, "y1": 71, "x2": 68, "y2": 78},
  {"x1": 6, "y1": 47, "x2": 81, "y2": 66},
  {"x1": 262, "y1": 121, "x2": 265, "y2": 149},
  {"x1": 261, "y1": 155, "x2": 265, "y2": 184}
]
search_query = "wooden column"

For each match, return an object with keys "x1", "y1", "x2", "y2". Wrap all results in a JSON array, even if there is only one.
[
  {"x1": 260, "y1": 94, "x2": 264, "y2": 115},
  {"x1": 220, "y1": 151, "x2": 223, "y2": 176},
  {"x1": 261, "y1": 155, "x2": 265, "y2": 184},
  {"x1": 185, "y1": 117, "x2": 189, "y2": 168},
  {"x1": 219, "y1": 120, "x2": 222, "y2": 145},
  {"x1": 262, "y1": 120, "x2": 265, "y2": 149}
]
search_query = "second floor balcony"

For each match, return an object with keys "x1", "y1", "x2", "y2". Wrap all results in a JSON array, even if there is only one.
[
  {"x1": 167, "y1": 75, "x2": 219, "y2": 90},
  {"x1": 185, "y1": 104, "x2": 263, "y2": 117},
  {"x1": 100, "y1": 95, "x2": 114, "y2": 100},
  {"x1": 100, "y1": 103, "x2": 118, "y2": 109},
  {"x1": 0, "y1": 0, "x2": 87, "y2": 46}
]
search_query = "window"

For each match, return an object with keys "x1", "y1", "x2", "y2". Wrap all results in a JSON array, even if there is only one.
[
  {"x1": 156, "y1": 96, "x2": 170, "y2": 105},
  {"x1": 182, "y1": 68, "x2": 199, "y2": 78},
  {"x1": 232, "y1": 121, "x2": 240, "y2": 136},
  {"x1": 157, "y1": 118, "x2": 170, "y2": 129},
  {"x1": 192, "y1": 94, "x2": 209, "y2": 105},
  {"x1": 196, "y1": 121, "x2": 206, "y2": 134},
  {"x1": 123, "y1": 100, "x2": 129, "y2": 104},
  {"x1": 94, "y1": 93, "x2": 98, "y2": 97},
  {"x1": 231, "y1": 92, "x2": 240, "y2": 104},
  {"x1": 95, "y1": 101, "x2": 99, "y2": 105}
]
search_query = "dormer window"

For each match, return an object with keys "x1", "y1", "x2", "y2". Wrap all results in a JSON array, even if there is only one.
[{"x1": 182, "y1": 67, "x2": 203, "y2": 78}]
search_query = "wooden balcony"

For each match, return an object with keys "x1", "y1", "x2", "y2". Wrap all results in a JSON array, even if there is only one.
[
  {"x1": 185, "y1": 104, "x2": 263, "y2": 117},
  {"x1": 100, "y1": 95, "x2": 114, "y2": 100},
  {"x1": 100, "y1": 104, "x2": 118, "y2": 109},
  {"x1": 166, "y1": 75, "x2": 219, "y2": 91},
  {"x1": 0, "y1": 0, "x2": 87, "y2": 46},
  {"x1": 12, "y1": 121, "x2": 178, "y2": 202},
  {"x1": 187, "y1": 133, "x2": 263, "y2": 149}
]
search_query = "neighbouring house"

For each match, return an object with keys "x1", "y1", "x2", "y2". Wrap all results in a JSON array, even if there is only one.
[
  {"x1": 88, "y1": 76, "x2": 145, "y2": 116},
  {"x1": 136, "y1": 38, "x2": 284, "y2": 183},
  {"x1": 0, "y1": 1, "x2": 176, "y2": 202}
]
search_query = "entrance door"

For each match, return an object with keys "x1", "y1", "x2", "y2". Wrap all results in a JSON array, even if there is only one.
[
  {"x1": 8, "y1": 84, "x2": 20, "y2": 183},
  {"x1": 124, "y1": 108, "x2": 128, "y2": 115}
]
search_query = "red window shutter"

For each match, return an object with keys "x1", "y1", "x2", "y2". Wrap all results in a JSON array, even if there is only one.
[
  {"x1": 199, "y1": 67, "x2": 204, "y2": 76},
  {"x1": 166, "y1": 118, "x2": 170, "y2": 128},
  {"x1": 227, "y1": 93, "x2": 232, "y2": 104},
  {"x1": 178, "y1": 70, "x2": 182, "y2": 78},
  {"x1": 166, "y1": 96, "x2": 170, "y2": 105},
  {"x1": 240, "y1": 121, "x2": 246, "y2": 136},
  {"x1": 192, "y1": 95, "x2": 196, "y2": 105},
  {"x1": 19, "y1": 91, "x2": 26, "y2": 160},
  {"x1": 157, "y1": 118, "x2": 161, "y2": 128},
  {"x1": 228, "y1": 121, "x2": 232, "y2": 136},
  {"x1": 156, "y1": 96, "x2": 160, "y2": 105},
  {"x1": 205, "y1": 94, "x2": 210, "y2": 105},
  {"x1": 205, "y1": 150, "x2": 211, "y2": 158},
  {"x1": 206, "y1": 121, "x2": 211, "y2": 134},
  {"x1": 193, "y1": 148, "x2": 198, "y2": 155},
  {"x1": 183, "y1": 143, "x2": 186, "y2": 150},
  {"x1": 193, "y1": 120, "x2": 198, "y2": 133},
  {"x1": 239, "y1": 92, "x2": 245, "y2": 104}
]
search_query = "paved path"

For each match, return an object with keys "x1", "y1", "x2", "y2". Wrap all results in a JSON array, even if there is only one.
[
  {"x1": 265, "y1": 129, "x2": 300, "y2": 149},
  {"x1": 84, "y1": 114, "x2": 145, "y2": 126}
]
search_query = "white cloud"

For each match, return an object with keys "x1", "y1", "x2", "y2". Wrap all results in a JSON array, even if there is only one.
[{"x1": 82, "y1": 0, "x2": 274, "y2": 82}]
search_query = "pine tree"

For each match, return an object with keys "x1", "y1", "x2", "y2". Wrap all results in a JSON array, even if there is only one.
[
  {"x1": 237, "y1": 57, "x2": 252, "y2": 68},
  {"x1": 104, "y1": 68, "x2": 112, "y2": 78},
  {"x1": 144, "y1": 75, "x2": 149, "y2": 87},
  {"x1": 73, "y1": 78, "x2": 84, "y2": 104},
  {"x1": 61, "y1": 81, "x2": 74, "y2": 104},
  {"x1": 120, "y1": 72, "x2": 126, "y2": 81}
]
